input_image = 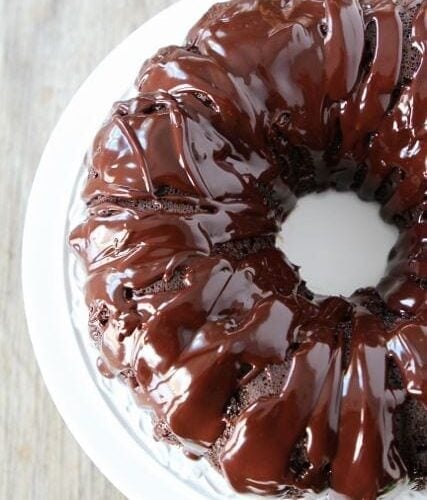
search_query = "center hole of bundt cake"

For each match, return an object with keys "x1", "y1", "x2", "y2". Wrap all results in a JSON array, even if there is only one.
[{"x1": 279, "y1": 192, "x2": 398, "y2": 297}]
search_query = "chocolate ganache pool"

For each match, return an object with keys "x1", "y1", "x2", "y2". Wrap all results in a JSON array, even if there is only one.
[{"x1": 70, "y1": 0, "x2": 427, "y2": 498}]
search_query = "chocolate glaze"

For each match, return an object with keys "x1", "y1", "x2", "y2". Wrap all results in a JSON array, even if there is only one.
[{"x1": 70, "y1": 0, "x2": 427, "y2": 498}]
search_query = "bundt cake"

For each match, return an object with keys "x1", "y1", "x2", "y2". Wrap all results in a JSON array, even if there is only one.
[{"x1": 70, "y1": 0, "x2": 427, "y2": 498}]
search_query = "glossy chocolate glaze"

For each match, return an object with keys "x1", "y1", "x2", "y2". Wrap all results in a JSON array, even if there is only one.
[{"x1": 70, "y1": 0, "x2": 427, "y2": 498}]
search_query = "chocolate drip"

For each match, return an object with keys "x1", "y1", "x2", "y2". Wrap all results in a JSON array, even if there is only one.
[{"x1": 70, "y1": 0, "x2": 426, "y2": 498}]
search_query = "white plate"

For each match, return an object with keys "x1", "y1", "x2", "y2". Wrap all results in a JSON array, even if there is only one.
[{"x1": 22, "y1": 1, "x2": 423, "y2": 499}]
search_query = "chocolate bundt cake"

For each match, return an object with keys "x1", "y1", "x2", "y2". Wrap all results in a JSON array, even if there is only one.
[{"x1": 70, "y1": 0, "x2": 426, "y2": 497}]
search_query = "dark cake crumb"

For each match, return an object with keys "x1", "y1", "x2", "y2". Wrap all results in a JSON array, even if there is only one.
[
  {"x1": 395, "y1": 398, "x2": 427, "y2": 482},
  {"x1": 88, "y1": 194, "x2": 211, "y2": 216},
  {"x1": 212, "y1": 236, "x2": 275, "y2": 260},
  {"x1": 289, "y1": 434, "x2": 311, "y2": 481},
  {"x1": 132, "y1": 268, "x2": 188, "y2": 298}
]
